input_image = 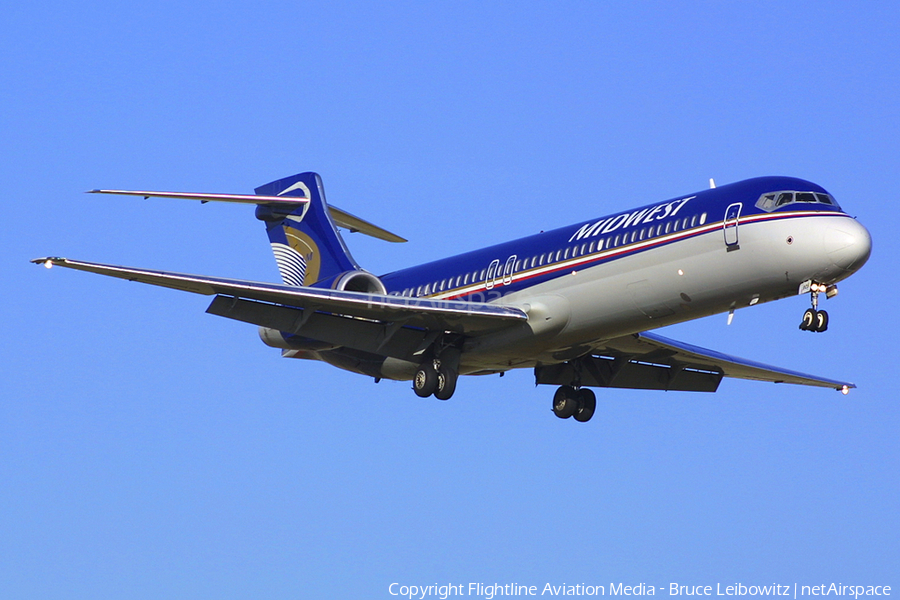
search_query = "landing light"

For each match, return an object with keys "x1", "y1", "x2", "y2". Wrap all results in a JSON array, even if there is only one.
[
  {"x1": 44, "y1": 260, "x2": 53, "y2": 269},
  {"x1": 841, "y1": 385, "x2": 850, "y2": 395}
]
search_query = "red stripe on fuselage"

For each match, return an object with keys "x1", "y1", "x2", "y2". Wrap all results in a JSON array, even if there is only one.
[{"x1": 430, "y1": 210, "x2": 846, "y2": 301}]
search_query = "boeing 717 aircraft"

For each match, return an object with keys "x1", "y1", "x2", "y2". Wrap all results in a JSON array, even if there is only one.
[{"x1": 34, "y1": 172, "x2": 872, "y2": 422}]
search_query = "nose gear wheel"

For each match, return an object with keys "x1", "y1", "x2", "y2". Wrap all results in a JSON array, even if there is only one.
[{"x1": 799, "y1": 282, "x2": 831, "y2": 333}]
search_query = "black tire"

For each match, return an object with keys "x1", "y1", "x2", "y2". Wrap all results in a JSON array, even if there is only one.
[
  {"x1": 552, "y1": 386, "x2": 578, "y2": 419},
  {"x1": 434, "y1": 365, "x2": 457, "y2": 400},
  {"x1": 800, "y1": 308, "x2": 816, "y2": 331},
  {"x1": 413, "y1": 363, "x2": 438, "y2": 397},
  {"x1": 573, "y1": 388, "x2": 597, "y2": 422},
  {"x1": 815, "y1": 310, "x2": 829, "y2": 332}
]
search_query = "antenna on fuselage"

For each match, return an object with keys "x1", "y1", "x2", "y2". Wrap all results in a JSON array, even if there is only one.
[{"x1": 709, "y1": 178, "x2": 716, "y2": 189}]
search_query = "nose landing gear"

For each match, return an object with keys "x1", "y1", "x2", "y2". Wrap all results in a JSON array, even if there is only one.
[
  {"x1": 800, "y1": 308, "x2": 828, "y2": 332},
  {"x1": 799, "y1": 281, "x2": 836, "y2": 333}
]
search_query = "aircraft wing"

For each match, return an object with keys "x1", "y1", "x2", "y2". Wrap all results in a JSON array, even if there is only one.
[
  {"x1": 536, "y1": 330, "x2": 854, "y2": 392},
  {"x1": 31, "y1": 257, "x2": 527, "y2": 351},
  {"x1": 618, "y1": 331, "x2": 853, "y2": 389}
]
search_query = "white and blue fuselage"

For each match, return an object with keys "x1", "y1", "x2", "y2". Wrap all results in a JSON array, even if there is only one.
[{"x1": 377, "y1": 176, "x2": 870, "y2": 374}]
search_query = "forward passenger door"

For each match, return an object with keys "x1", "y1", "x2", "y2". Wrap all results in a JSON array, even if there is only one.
[{"x1": 724, "y1": 202, "x2": 742, "y2": 249}]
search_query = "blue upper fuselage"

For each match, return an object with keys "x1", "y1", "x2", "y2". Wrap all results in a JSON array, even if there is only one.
[{"x1": 377, "y1": 176, "x2": 845, "y2": 302}]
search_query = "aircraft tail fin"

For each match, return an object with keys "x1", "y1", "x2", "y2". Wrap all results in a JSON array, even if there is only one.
[
  {"x1": 87, "y1": 172, "x2": 406, "y2": 287},
  {"x1": 254, "y1": 172, "x2": 359, "y2": 287}
]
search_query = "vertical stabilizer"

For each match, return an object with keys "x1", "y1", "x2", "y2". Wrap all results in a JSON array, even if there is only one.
[{"x1": 254, "y1": 172, "x2": 359, "y2": 286}]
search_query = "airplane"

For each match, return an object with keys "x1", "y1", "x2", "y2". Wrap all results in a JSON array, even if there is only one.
[{"x1": 33, "y1": 171, "x2": 872, "y2": 422}]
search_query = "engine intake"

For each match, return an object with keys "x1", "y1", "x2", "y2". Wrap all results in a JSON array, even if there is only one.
[{"x1": 332, "y1": 270, "x2": 387, "y2": 295}]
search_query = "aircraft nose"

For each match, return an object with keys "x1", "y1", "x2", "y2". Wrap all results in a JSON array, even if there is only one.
[{"x1": 824, "y1": 218, "x2": 872, "y2": 272}]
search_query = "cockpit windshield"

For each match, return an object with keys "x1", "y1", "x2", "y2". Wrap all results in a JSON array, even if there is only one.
[{"x1": 755, "y1": 191, "x2": 840, "y2": 212}]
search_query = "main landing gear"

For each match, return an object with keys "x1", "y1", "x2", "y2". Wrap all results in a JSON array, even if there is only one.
[
  {"x1": 552, "y1": 385, "x2": 596, "y2": 423},
  {"x1": 413, "y1": 359, "x2": 458, "y2": 400},
  {"x1": 799, "y1": 281, "x2": 837, "y2": 333}
]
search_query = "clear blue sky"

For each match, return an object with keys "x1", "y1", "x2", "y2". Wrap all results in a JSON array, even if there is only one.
[{"x1": 3, "y1": 2, "x2": 898, "y2": 598}]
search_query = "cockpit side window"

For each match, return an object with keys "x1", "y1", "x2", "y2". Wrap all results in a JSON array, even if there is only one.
[
  {"x1": 776, "y1": 192, "x2": 794, "y2": 206},
  {"x1": 758, "y1": 193, "x2": 777, "y2": 211}
]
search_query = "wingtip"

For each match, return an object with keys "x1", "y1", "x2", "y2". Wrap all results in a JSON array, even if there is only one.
[{"x1": 31, "y1": 257, "x2": 63, "y2": 268}]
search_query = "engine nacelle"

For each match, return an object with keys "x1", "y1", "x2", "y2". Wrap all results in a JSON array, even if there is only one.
[
  {"x1": 258, "y1": 327, "x2": 338, "y2": 351},
  {"x1": 331, "y1": 270, "x2": 387, "y2": 295}
]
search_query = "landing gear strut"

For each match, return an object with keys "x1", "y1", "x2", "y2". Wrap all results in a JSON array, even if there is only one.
[
  {"x1": 552, "y1": 385, "x2": 596, "y2": 422},
  {"x1": 799, "y1": 281, "x2": 836, "y2": 333}
]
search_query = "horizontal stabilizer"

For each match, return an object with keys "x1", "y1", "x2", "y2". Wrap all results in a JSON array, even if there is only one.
[
  {"x1": 87, "y1": 189, "x2": 407, "y2": 243},
  {"x1": 326, "y1": 205, "x2": 407, "y2": 243}
]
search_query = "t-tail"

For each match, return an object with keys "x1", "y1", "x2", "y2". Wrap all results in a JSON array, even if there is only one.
[
  {"x1": 254, "y1": 172, "x2": 359, "y2": 286},
  {"x1": 82, "y1": 171, "x2": 406, "y2": 288}
]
